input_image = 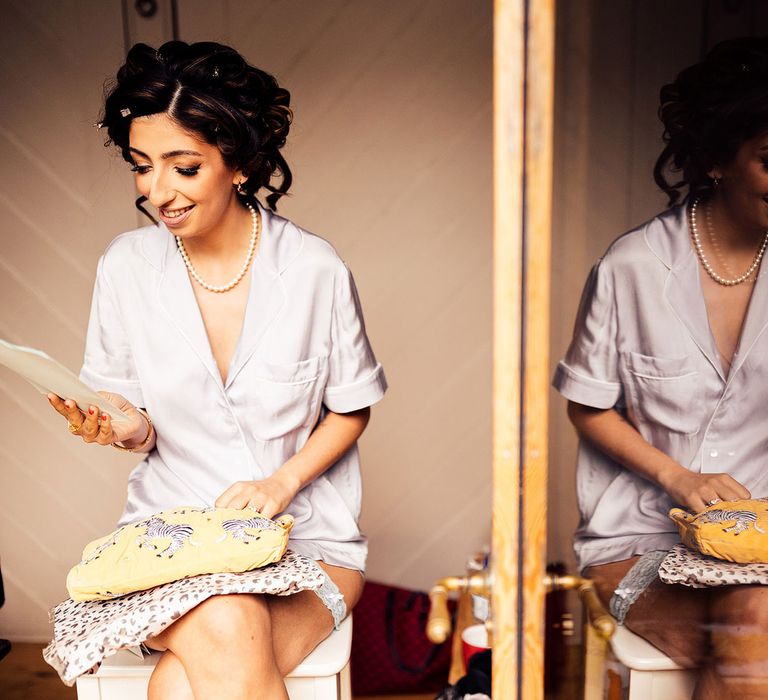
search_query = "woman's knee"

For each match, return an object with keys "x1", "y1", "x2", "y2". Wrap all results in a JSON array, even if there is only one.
[
  {"x1": 159, "y1": 593, "x2": 271, "y2": 650},
  {"x1": 710, "y1": 585, "x2": 768, "y2": 629},
  {"x1": 709, "y1": 586, "x2": 768, "y2": 680}
]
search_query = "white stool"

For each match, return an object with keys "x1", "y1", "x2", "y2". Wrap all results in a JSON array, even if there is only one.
[
  {"x1": 608, "y1": 625, "x2": 696, "y2": 699},
  {"x1": 76, "y1": 614, "x2": 352, "y2": 700}
]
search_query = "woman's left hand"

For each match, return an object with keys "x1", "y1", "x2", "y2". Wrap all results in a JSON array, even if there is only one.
[{"x1": 214, "y1": 473, "x2": 300, "y2": 519}]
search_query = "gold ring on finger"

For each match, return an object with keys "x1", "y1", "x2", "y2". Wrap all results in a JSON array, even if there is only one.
[
  {"x1": 68, "y1": 422, "x2": 81, "y2": 434},
  {"x1": 706, "y1": 498, "x2": 722, "y2": 507}
]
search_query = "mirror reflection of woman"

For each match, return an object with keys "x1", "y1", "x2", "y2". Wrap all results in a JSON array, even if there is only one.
[
  {"x1": 554, "y1": 37, "x2": 768, "y2": 698},
  {"x1": 46, "y1": 41, "x2": 387, "y2": 699}
]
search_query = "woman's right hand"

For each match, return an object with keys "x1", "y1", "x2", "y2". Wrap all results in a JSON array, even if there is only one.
[
  {"x1": 46, "y1": 392, "x2": 148, "y2": 447},
  {"x1": 659, "y1": 468, "x2": 751, "y2": 513},
  {"x1": 566, "y1": 403, "x2": 752, "y2": 513}
]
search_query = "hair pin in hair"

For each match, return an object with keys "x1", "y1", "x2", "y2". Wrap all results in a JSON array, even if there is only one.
[
  {"x1": 120, "y1": 108, "x2": 131, "y2": 117},
  {"x1": 213, "y1": 66, "x2": 220, "y2": 78},
  {"x1": 740, "y1": 63, "x2": 750, "y2": 72}
]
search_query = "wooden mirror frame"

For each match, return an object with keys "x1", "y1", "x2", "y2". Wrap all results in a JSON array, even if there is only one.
[{"x1": 493, "y1": 0, "x2": 554, "y2": 697}]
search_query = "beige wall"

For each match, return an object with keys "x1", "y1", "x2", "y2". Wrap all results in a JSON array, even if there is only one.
[
  {"x1": 0, "y1": 0, "x2": 492, "y2": 641},
  {"x1": 0, "y1": 0, "x2": 143, "y2": 643}
]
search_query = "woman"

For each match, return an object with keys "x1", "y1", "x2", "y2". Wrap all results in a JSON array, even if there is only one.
[
  {"x1": 554, "y1": 37, "x2": 768, "y2": 699},
  {"x1": 46, "y1": 41, "x2": 386, "y2": 699}
]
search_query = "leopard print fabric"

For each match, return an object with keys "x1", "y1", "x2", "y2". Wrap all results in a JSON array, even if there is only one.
[
  {"x1": 43, "y1": 550, "x2": 324, "y2": 686},
  {"x1": 659, "y1": 543, "x2": 768, "y2": 588}
]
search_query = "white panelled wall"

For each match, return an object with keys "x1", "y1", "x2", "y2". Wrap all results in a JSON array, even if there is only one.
[{"x1": 0, "y1": 0, "x2": 492, "y2": 641}]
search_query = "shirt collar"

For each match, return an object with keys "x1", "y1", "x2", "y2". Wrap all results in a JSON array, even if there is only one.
[
  {"x1": 642, "y1": 203, "x2": 692, "y2": 271},
  {"x1": 139, "y1": 199, "x2": 304, "y2": 276}
]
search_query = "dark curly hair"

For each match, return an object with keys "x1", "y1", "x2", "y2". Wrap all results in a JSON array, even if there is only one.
[
  {"x1": 654, "y1": 36, "x2": 768, "y2": 206},
  {"x1": 100, "y1": 40, "x2": 293, "y2": 213}
]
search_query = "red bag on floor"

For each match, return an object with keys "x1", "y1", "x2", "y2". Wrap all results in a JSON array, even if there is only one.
[{"x1": 351, "y1": 580, "x2": 455, "y2": 695}]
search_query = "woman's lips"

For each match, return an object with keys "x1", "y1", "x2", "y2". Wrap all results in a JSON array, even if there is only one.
[{"x1": 159, "y1": 205, "x2": 195, "y2": 227}]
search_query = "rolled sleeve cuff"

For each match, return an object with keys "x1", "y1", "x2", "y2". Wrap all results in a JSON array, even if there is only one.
[
  {"x1": 323, "y1": 363, "x2": 388, "y2": 413},
  {"x1": 552, "y1": 361, "x2": 620, "y2": 409},
  {"x1": 79, "y1": 366, "x2": 145, "y2": 409}
]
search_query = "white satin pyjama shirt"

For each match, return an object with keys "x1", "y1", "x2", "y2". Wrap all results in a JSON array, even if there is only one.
[
  {"x1": 553, "y1": 205, "x2": 768, "y2": 573},
  {"x1": 79, "y1": 202, "x2": 387, "y2": 572}
]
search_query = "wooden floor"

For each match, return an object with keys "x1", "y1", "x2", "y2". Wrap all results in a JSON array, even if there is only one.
[
  {"x1": 0, "y1": 643, "x2": 434, "y2": 700},
  {"x1": 0, "y1": 641, "x2": 583, "y2": 699},
  {"x1": 0, "y1": 644, "x2": 76, "y2": 700}
]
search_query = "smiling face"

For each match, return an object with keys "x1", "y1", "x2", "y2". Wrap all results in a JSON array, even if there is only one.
[
  {"x1": 712, "y1": 130, "x2": 768, "y2": 237},
  {"x1": 128, "y1": 113, "x2": 244, "y2": 238}
]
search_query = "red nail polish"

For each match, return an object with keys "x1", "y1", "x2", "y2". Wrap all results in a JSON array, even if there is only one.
[
  {"x1": 101, "y1": 414, "x2": 108, "y2": 421},
  {"x1": 88, "y1": 407, "x2": 94, "y2": 415}
]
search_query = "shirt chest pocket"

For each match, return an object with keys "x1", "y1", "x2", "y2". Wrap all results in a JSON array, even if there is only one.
[
  {"x1": 624, "y1": 352, "x2": 704, "y2": 436},
  {"x1": 245, "y1": 356, "x2": 325, "y2": 442}
]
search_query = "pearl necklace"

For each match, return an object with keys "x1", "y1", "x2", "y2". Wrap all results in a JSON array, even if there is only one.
[
  {"x1": 176, "y1": 203, "x2": 260, "y2": 293},
  {"x1": 689, "y1": 198, "x2": 768, "y2": 287},
  {"x1": 704, "y1": 202, "x2": 740, "y2": 280}
]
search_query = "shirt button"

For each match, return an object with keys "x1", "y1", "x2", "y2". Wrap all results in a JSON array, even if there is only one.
[{"x1": 709, "y1": 449, "x2": 718, "y2": 458}]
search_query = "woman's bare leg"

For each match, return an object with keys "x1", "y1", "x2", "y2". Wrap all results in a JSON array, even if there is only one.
[
  {"x1": 587, "y1": 559, "x2": 768, "y2": 699},
  {"x1": 148, "y1": 592, "x2": 287, "y2": 700},
  {"x1": 147, "y1": 650, "x2": 195, "y2": 700},
  {"x1": 703, "y1": 585, "x2": 768, "y2": 699},
  {"x1": 587, "y1": 557, "x2": 710, "y2": 667},
  {"x1": 267, "y1": 561, "x2": 365, "y2": 675},
  {"x1": 144, "y1": 562, "x2": 364, "y2": 697}
]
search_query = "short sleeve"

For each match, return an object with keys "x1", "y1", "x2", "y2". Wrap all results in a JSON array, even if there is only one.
[
  {"x1": 552, "y1": 258, "x2": 621, "y2": 409},
  {"x1": 322, "y1": 262, "x2": 387, "y2": 413},
  {"x1": 79, "y1": 256, "x2": 145, "y2": 407}
]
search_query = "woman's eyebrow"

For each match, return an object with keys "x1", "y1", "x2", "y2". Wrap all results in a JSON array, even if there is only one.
[{"x1": 128, "y1": 147, "x2": 204, "y2": 159}]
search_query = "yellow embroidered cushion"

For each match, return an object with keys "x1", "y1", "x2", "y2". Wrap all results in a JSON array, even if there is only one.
[
  {"x1": 669, "y1": 498, "x2": 768, "y2": 564},
  {"x1": 67, "y1": 506, "x2": 294, "y2": 601}
]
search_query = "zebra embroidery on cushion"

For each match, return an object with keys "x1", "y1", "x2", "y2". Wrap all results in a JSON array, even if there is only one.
[
  {"x1": 222, "y1": 517, "x2": 277, "y2": 544},
  {"x1": 136, "y1": 517, "x2": 195, "y2": 557},
  {"x1": 698, "y1": 509, "x2": 766, "y2": 535},
  {"x1": 81, "y1": 529, "x2": 122, "y2": 565}
]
